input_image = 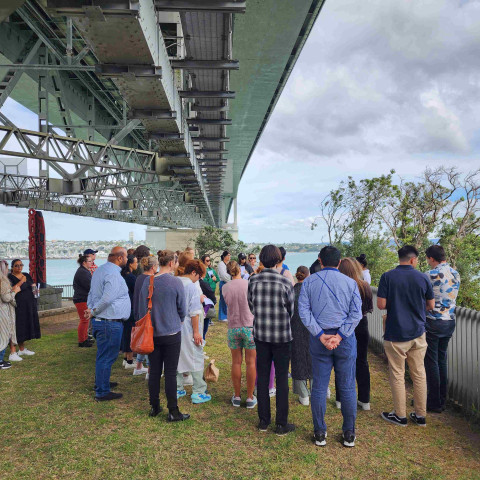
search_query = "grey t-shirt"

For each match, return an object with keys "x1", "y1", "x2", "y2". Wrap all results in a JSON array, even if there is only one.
[{"x1": 138, "y1": 274, "x2": 187, "y2": 337}]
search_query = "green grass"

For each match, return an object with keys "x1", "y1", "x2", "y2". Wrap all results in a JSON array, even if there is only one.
[{"x1": 1, "y1": 322, "x2": 480, "y2": 480}]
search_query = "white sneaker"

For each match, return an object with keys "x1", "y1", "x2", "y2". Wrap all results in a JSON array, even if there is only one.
[
  {"x1": 18, "y1": 348, "x2": 35, "y2": 356},
  {"x1": 327, "y1": 387, "x2": 331, "y2": 399},
  {"x1": 145, "y1": 373, "x2": 149, "y2": 381},
  {"x1": 336, "y1": 401, "x2": 342, "y2": 409},
  {"x1": 133, "y1": 367, "x2": 148, "y2": 376},
  {"x1": 124, "y1": 362, "x2": 135, "y2": 370},
  {"x1": 9, "y1": 352, "x2": 23, "y2": 362},
  {"x1": 299, "y1": 396, "x2": 310, "y2": 406},
  {"x1": 122, "y1": 360, "x2": 127, "y2": 367},
  {"x1": 358, "y1": 400, "x2": 371, "y2": 411},
  {"x1": 183, "y1": 373, "x2": 193, "y2": 386},
  {"x1": 269, "y1": 388, "x2": 276, "y2": 398}
]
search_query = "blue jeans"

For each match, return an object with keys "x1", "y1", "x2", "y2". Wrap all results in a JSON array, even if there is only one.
[
  {"x1": 218, "y1": 281, "x2": 228, "y2": 320},
  {"x1": 92, "y1": 320, "x2": 123, "y2": 398},
  {"x1": 425, "y1": 319, "x2": 455, "y2": 410},
  {"x1": 0, "y1": 348, "x2": 5, "y2": 362},
  {"x1": 136, "y1": 354, "x2": 149, "y2": 366},
  {"x1": 310, "y1": 330, "x2": 357, "y2": 434}
]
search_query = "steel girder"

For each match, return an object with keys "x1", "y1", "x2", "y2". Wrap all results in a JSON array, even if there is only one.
[
  {"x1": 0, "y1": 125, "x2": 157, "y2": 174},
  {"x1": 16, "y1": 1, "x2": 148, "y2": 150},
  {"x1": 1, "y1": 175, "x2": 206, "y2": 228},
  {"x1": 0, "y1": 124, "x2": 208, "y2": 228}
]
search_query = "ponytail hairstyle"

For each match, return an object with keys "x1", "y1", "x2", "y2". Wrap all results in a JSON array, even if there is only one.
[
  {"x1": 356, "y1": 253, "x2": 367, "y2": 269},
  {"x1": 226, "y1": 260, "x2": 240, "y2": 277},
  {"x1": 295, "y1": 266, "x2": 310, "y2": 282},
  {"x1": 220, "y1": 250, "x2": 230, "y2": 261},
  {"x1": 121, "y1": 255, "x2": 137, "y2": 277},
  {"x1": 141, "y1": 255, "x2": 158, "y2": 272},
  {"x1": 158, "y1": 249, "x2": 175, "y2": 267},
  {"x1": 77, "y1": 254, "x2": 90, "y2": 266}
]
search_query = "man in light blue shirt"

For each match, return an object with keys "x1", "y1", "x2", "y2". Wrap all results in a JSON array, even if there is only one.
[
  {"x1": 299, "y1": 246, "x2": 362, "y2": 448},
  {"x1": 86, "y1": 246, "x2": 130, "y2": 401}
]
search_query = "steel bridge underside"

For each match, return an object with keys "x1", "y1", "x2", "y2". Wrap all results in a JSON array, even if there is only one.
[{"x1": 0, "y1": 0, "x2": 325, "y2": 229}]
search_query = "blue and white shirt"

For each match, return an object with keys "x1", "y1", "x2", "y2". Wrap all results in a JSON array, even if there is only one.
[
  {"x1": 87, "y1": 261, "x2": 131, "y2": 320},
  {"x1": 426, "y1": 262, "x2": 460, "y2": 321}
]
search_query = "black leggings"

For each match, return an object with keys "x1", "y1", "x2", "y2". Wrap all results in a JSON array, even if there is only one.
[
  {"x1": 148, "y1": 332, "x2": 181, "y2": 410},
  {"x1": 336, "y1": 316, "x2": 370, "y2": 404}
]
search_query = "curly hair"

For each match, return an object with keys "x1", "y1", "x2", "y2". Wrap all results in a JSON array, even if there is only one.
[
  {"x1": 175, "y1": 251, "x2": 191, "y2": 276},
  {"x1": 140, "y1": 255, "x2": 158, "y2": 272},
  {"x1": 184, "y1": 259, "x2": 206, "y2": 278}
]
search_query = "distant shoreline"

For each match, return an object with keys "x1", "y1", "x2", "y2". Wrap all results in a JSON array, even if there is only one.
[{"x1": 3, "y1": 251, "x2": 320, "y2": 260}]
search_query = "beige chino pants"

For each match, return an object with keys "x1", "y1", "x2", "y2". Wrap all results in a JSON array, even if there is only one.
[{"x1": 384, "y1": 333, "x2": 427, "y2": 418}]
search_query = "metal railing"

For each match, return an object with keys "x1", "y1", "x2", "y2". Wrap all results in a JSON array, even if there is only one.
[
  {"x1": 370, "y1": 287, "x2": 480, "y2": 415},
  {"x1": 52, "y1": 284, "x2": 73, "y2": 300}
]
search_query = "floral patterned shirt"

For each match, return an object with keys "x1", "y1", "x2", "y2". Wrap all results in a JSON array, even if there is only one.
[{"x1": 426, "y1": 263, "x2": 460, "y2": 321}]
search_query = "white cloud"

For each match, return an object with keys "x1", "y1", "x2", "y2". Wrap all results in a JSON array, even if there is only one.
[
  {"x1": 237, "y1": 0, "x2": 480, "y2": 242},
  {"x1": 1, "y1": 1, "x2": 480, "y2": 244}
]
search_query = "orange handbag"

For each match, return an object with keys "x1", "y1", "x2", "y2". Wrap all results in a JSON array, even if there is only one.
[{"x1": 130, "y1": 275, "x2": 155, "y2": 355}]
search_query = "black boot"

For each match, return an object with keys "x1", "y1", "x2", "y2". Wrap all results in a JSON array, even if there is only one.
[
  {"x1": 167, "y1": 407, "x2": 190, "y2": 422},
  {"x1": 149, "y1": 405, "x2": 163, "y2": 417},
  {"x1": 79, "y1": 340, "x2": 93, "y2": 348}
]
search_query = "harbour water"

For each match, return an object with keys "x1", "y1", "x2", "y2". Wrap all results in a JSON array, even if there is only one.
[{"x1": 15, "y1": 251, "x2": 320, "y2": 285}]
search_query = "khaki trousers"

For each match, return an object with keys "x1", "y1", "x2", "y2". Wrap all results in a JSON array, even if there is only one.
[{"x1": 384, "y1": 333, "x2": 427, "y2": 418}]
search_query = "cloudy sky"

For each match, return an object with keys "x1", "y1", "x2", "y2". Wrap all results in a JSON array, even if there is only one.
[{"x1": 1, "y1": 0, "x2": 480, "y2": 243}]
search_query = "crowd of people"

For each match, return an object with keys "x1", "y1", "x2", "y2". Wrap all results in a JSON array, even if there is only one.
[{"x1": 0, "y1": 241, "x2": 459, "y2": 446}]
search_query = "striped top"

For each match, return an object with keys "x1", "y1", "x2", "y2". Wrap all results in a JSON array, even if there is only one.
[{"x1": 0, "y1": 278, "x2": 17, "y2": 351}]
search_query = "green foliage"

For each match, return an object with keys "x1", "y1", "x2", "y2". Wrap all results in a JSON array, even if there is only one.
[
  {"x1": 194, "y1": 226, "x2": 236, "y2": 258},
  {"x1": 314, "y1": 167, "x2": 480, "y2": 309},
  {"x1": 193, "y1": 227, "x2": 258, "y2": 264}
]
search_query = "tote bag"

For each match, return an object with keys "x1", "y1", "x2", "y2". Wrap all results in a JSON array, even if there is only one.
[{"x1": 130, "y1": 275, "x2": 155, "y2": 355}]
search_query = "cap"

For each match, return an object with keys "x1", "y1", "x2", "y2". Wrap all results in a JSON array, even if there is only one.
[
  {"x1": 238, "y1": 253, "x2": 246, "y2": 260},
  {"x1": 83, "y1": 249, "x2": 98, "y2": 255}
]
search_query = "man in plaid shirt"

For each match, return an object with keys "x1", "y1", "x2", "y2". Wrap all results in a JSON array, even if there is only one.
[{"x1": 248, "y1": 244, "x2": 295, "y2": 436}]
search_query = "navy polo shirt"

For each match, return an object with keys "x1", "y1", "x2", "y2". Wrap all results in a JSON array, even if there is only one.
[{"x1": 378, "y1": 265, "x2": 434, "y2": 342}]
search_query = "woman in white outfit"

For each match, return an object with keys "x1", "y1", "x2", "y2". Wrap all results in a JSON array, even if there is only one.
[
  {"x1": 356, "y1": 254, "x2": 371, "y2": 285},
  {"x1": 176, "y1": 259, "x2": 211, "y2": 404},
  {"x1": 0, "y1": 259, "x2": 19, "y2": 369}
]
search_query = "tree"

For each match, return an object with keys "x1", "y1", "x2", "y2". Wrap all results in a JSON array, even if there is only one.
[
  {"x1": 313, "y1": 167, "x2": 480, "y2": 309},
  {"x1": 193, "y1": 227, "x2": 256, "y2": 264}
]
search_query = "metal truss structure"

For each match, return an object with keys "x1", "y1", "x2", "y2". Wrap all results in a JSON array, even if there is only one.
[{"x1": 0, "y1": 0, "x2": 325, "y2": 230}]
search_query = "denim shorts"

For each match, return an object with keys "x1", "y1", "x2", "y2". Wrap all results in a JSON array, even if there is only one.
[{"x1": 227, "y1": 327, "x2": 255, "y2": 350}]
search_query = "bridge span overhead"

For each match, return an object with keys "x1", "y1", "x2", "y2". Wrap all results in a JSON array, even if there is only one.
[{"x1": 0, "y1": 0, "x2": 325, "y2": 230}]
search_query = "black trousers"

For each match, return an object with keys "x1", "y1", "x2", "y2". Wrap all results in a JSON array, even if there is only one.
[
  {"x1": 336, "y1": 316, "x2": 370, "y2": 403},
  {"x1": 255, "y1": 339, "x2": 291, "y2": 426},
  {"x1": 148, "y1": 332, "x2": 181, "y2": 410}
]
